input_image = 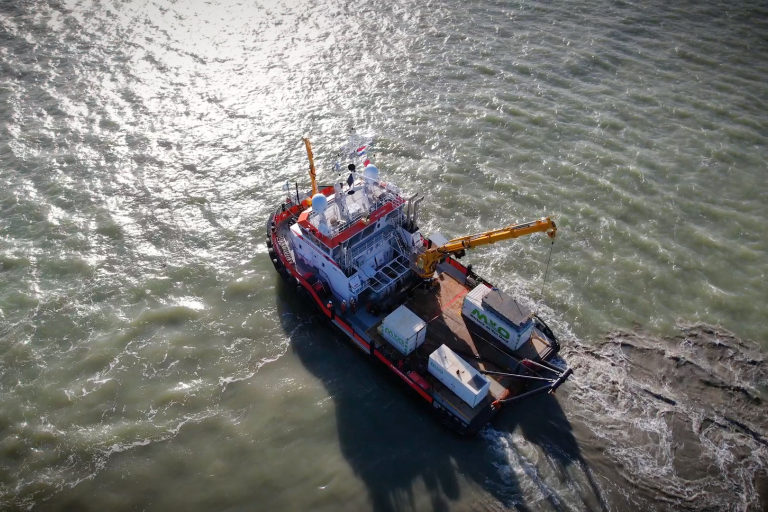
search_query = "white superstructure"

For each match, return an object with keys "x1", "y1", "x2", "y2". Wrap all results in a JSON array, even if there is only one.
[{"x1": 287, "y1": 139, "x2": 424, "y2": 307}]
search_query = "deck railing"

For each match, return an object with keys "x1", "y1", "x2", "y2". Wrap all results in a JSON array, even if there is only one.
[{"x1": 307, "y1": 193, "x2": 405, "y2": 240}]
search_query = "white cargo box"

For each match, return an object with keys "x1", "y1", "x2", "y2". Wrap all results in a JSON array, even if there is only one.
[
  {"x1": 380, "y1": 305, "x2": 427, "y2": 356},
  {"x1": 462, "y1": 285, "x2": 534, "y2": 351},
  {"x1": 428, "y1": 344, "x2": 490, "y2": 408}
]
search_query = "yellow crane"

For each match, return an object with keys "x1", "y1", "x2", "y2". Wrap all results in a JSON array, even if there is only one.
[
  {"x1": 414, "y1": 217, "x2": 557, "y2": 279},
  {"x1": 302, "y1": 137, "x2": 318, "y2": 197}
]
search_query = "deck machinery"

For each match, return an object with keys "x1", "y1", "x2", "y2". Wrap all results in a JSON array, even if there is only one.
[{"x1": 267, "y1": 135, "x2": 572, "y2": 434}]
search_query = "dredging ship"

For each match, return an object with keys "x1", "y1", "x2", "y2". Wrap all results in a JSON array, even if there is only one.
[{"x1": 267, "y1": 134, "x2": 572, "y2": 434}]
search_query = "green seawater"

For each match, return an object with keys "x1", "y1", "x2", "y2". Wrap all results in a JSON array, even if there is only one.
[{"x1": 1, "y1": 0, "x2": 767, "y2": 510}]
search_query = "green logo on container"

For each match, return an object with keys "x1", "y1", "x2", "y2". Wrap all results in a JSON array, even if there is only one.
[
  {"x1": 470, "y1": 308, "x2": 511, "y2": 340},
  {"x1": 384, "y1": 325, "x2": 407, "y2": 349}
]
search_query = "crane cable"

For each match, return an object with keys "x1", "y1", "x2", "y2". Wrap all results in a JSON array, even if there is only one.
[{"x1": 536, "y1": 238, "x2": 555, "y2": 315}]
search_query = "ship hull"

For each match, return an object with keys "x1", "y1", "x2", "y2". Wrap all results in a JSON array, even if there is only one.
[
  {"x1": 267, "y1": 205, "x2": 563, "y2": 435},
  {"x1": 268, "y1": 210, "x2": 493, "y2": 435}
]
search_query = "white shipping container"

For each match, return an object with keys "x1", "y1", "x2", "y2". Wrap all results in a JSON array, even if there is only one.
[
  {"x1": 428, "y1": 345, "x2": 490, "y2": 408},
  {"x1": 462, "y1": 285, "x2": 533, "y2": 351},
  {"x1": 380, "y1": 305, "x2": 427, "y2": 355}
]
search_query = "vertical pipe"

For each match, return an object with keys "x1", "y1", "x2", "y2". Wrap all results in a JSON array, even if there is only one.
[
  {"x1": 412, "y1": 196, "x2": 425, "y2": 229},
  {"x1": 405, "y1": 193, "x2": 418, "y2": 225}
]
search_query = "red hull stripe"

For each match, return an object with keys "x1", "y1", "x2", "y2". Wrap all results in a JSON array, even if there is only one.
[
  {"x1": 333, "y1": 316, "x2": 433, "y2": 403},
  {"x1": 375, "y1": 351, "x2": 434, "y2": 403}
]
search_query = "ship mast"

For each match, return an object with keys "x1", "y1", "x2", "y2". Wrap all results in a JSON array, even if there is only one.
[{"x1": 302, "y1": 137, "x2": 318, "y2": 197}]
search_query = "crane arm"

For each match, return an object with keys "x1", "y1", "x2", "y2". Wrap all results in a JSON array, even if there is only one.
[
  {"x1": 302, "y1": 137, "x2": 318, "y2": 197},
  {"x1": 415, "y1": 217, "x2": 557, "y2": 279}
]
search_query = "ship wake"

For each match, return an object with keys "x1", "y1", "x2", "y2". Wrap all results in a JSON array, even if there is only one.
[
  {"x1": 564, "y1": 324, "x2": 768, "y2": 510},
  {"x1": 483, "y1": 323, "x2": 767, "y2": 511}
]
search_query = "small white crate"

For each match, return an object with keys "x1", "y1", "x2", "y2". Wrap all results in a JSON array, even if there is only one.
[
  {"x1": 380, "y1": 305, "x2": 427, "y2": 356},
  {"x1": 428, "y1": 344, "x2": 490, "y2": 408}
]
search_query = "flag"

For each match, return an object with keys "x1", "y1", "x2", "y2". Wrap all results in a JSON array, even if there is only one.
[{"x1": 356, "y1": 146, "x2": 367, "y2": 156}]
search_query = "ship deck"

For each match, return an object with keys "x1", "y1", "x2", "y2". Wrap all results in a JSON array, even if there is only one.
[
  {"x1": 365, "y1": 267, "x2": 538, "y2": 423},
  {"x1": 275, "y1": 213, "x2": 554, "y2": 425}
]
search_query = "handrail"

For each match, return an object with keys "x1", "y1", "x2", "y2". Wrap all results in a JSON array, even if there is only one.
[{"x1": 305, "y1": 193, "x2": 405, "y2": 239}]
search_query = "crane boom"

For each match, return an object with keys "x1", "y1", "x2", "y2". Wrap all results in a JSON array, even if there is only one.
[{"x1": 415, "y1": 217, "x2": 557, "y2": 279}]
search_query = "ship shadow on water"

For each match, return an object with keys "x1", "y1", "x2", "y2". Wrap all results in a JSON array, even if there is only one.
[
  {"x1": 492, "y1": 394, "x2": 609, "y2": 512},
  {"x1": 276, "y1": 280, "x2": 605, "y2": 512}
]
